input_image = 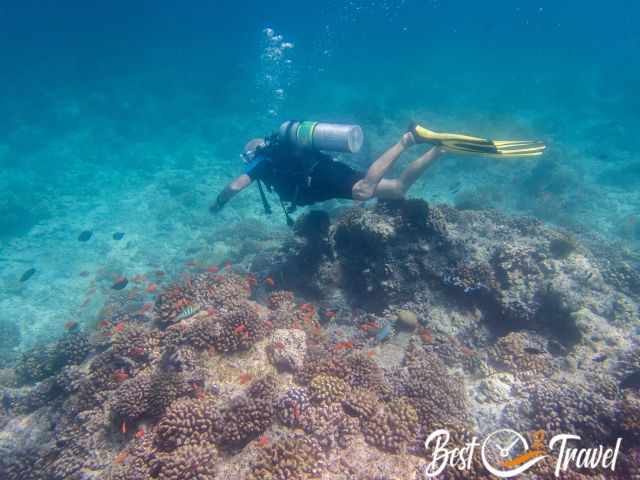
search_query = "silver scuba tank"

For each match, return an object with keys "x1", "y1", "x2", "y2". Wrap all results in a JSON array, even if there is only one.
[{"x1": 278, "y1": 121, "x2": 364, "y2": 154}]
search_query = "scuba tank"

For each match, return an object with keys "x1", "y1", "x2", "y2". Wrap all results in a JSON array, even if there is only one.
[{"x1": 278, "y1": 121, "x2": 364, "y2": 154}]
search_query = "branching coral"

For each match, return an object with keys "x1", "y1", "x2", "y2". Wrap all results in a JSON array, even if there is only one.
[
  {"x1": 111, "y1": 323, "x2": 157, "y2": 362},
  {"x1": 156, "y1": 398, "x2": 222, "y2": 451},
  {"x1": 151, "y1": 442, "x2": 218, "y2": 480},
  {"x1": 267, "y1": 290, "x2": 295, "y2": 311},
  {"x1": 342, "y1": 387, "x2": 381, "y2": 418},
  {"x1": 111, "y1": 374, "x2": 153, "y2": 422},
  {"x1": 309, "y1": 374, "x2": 349, "y2": 404},
  {"x1": 267, "y1": 328, "x2": 307, "y2": 372},
  {"x1": 277, "y1": 387, "x2": 310, "y2": 428},
  {"x1": 523, "y1": 379, "x2": 617, "y2": 445},
  {"x1": 148, "y1": 371, "x2": 191, "y2": 417},
  {"x1": 15, "y1": 331, "x2": 90, "y2": 385},
  {"x1": 220, "y1": 376, "x2": 277, "y2": 448},
  {"x1": 361, "y1": 398, "x2": 418, "y2": 454},
  {"x1": 213, "y1": 301, "x2": 266, "y2": 353},
  {"x1": 248, "y1": 433, "x2": 325, "y2": 480},
  {"x1": 620, "y1": 391, "x2": 640, "y2": 442},
  {"x1": 398, "y1": 344, "x2": 470, "y2": 442},
  {"x1": 489, "y1": 331, "x2": 554, "y2": 378},
  {"x1": 300, "y1": 401, "x2": 359, "y2": 449}
]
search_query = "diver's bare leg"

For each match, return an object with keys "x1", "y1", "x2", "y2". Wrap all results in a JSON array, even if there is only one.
[
  {"x1": 352, "y1": 132, "x2": 415, "y2": 200},
  {"x1": 374, "y1": 146, "x2": 446, "y2": 199}
]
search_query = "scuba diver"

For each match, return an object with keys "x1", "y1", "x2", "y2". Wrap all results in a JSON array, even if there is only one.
[{"x1": 210, "y1": 121, "x2": 545, "y2": 225}]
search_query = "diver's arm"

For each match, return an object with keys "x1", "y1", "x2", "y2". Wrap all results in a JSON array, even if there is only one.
[{"x1": 210, "y1": 174, "x2": 252, "y2": 213}]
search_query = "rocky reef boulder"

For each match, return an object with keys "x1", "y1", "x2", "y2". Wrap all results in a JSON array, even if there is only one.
[{"x1": 262, "y1": 199, "x2": 639, "y2": 345}]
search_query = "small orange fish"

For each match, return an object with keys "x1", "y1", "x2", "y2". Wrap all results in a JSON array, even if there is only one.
[
  {"x1": 64, "y1": 321, "x2": 79, "y2": 331},
  {"x1": 234, "y1": 324, "x2": 247, "y2": 335},
  {"x1": 132, "y1": 347, "x2": 146, "y2": 357},
  {"x1": 135, "y1": 428, "x2": 145, "y2": 439},
  {"x1": 293, "y1": 405, "x2": 301, "y2": 419},
  {"x1": 257, "y1": 435, "x2": 269, "y2": 447},
  {"x1": 121, "y1": 420, "x2": 127, "y2": 434},
  {"x1": 192, "y1": 383, "x2": 205, "y2": 400},
  {"x1": 460, "y1": 345, "x2": 475, "y2": 357},
  {"x1": 334, "y1": 341, "x2": 353, "y2": 352},
  {"x1": 114, "y1": 450, "x2": 129, "y2": 465},
  {"x1": 238, "y1": 373, "x2": 253, "y2": 385},
  {"x1": 264, "y1": 277, "x2": 275, "y2": 287},
  {"x1": 145, "y1": 283, "x2": 157, "y2": 293},
  {"x1": 367, "y1": 351, "x2": 375, "y2": 358},
  {"x1": 419, "y1": 328, "x2": 433, "y2": 344},
  {"x1": 113, "y1": 370, "x2": 129, "y2": 382},
  {"x1": 98, "y1": 320, "x2": 111, "y2": 329},
  {"x1": 114, "y1": 322, "x2": 125, "y2": 333},
  {"x1": 141, "y1": 303, "x2": 153, "y2": 312},
  {"x1": 207, "y1": 266, "x2": 219, "y2": 273}
]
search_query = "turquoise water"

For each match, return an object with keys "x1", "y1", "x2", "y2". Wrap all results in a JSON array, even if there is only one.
[{"x1": 1, "y1": 0, "x2": 639, "y2": 352}]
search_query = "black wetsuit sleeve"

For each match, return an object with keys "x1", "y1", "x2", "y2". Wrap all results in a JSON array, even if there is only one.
[{"x1": 244, "y1": 156, "x2": 268, "y2": 181}]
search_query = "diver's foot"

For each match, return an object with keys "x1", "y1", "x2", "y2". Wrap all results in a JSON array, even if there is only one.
[{"x1": 400, "y1": 131, "x2": 417, "y2": 148}]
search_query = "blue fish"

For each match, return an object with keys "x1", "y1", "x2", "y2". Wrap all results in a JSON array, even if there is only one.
[
  {"x1": 113, "y1": 232, "x2": 125, "y2": 240},
  {"x1": 111, "y1": 277, "x2": 128, "y2": 290},
  {"x1": 374, "y1": 323, "x2": 394, "y2": 343},
  {"x1": 20, "y1": 268, "x2": 36, "y2": 282},
  {"x1": 78, "y1": 230, "x2": 93, "y2": 242}
]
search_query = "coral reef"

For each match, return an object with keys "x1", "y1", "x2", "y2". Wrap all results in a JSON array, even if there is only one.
[
  {"x1": 489, "y1": 331, "x2": 554, "y2": 378},
  {"x1": 151, "y1": 443, "x2": 219, "y2": 480},
  {"x1": 361, "y1": 398, "x2": 418, "y2": 453},
  {"x1": 248, "y1": 433, "x2": 325, "y2": 480},
  {"x1": 3, "y1": 200, "x2": 640, "y2": 480},
  {"x1": 300, "y1": 401, "x2": 359, "y2": 449},
  {"x1": 266, "y1": 290, "x2": 295, "y2": 310},
  {"x1": 267, "y1": 328, "x2": 307, "y2": 372},
  {"x1": 277, "y1": 387, "x2": 310, "y2": 427},
  {"x1": 111, "y1": 373, "x2": 153, "y2": 422},
  {"x1": 213, "y1": 301, "x2": 266, "y2": 353},
  {"x1": 505, "y1": 378, "x2": 618, "y2": 446},
  {"x1": 220, "y1": 376, "x2": 277, "y2": 448},
  {"x1": 15, "y1": 331, "x2": 90, "y2": 385},
  {"x1": 342, "y1": 387, "x2": 381, "y2": 418},
  {"x1": 0, "y1": 318, "x2": 20, "y2": 364},
  {"x1": 309, "y1": 374, "x2": 349, "y2": 404},
  {"x1": 156, "y1": 397, "x2": 222, "y2": 450}
]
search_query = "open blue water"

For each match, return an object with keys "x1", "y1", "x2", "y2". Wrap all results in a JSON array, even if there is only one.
[{"x1": 1, "y1": 0, "x2": 639, "y2": 353}]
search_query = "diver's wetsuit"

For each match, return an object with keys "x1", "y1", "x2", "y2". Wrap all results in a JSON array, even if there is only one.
[{"x1": 244, "y1": 146, "x2": 365, "y2": 206}]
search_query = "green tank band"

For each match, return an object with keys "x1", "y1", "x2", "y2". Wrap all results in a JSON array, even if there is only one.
[{"x1": 296, "y1": 121, "x2": 318, "y2": 149}]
